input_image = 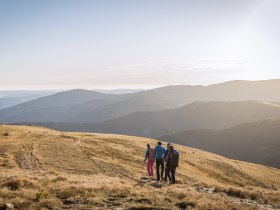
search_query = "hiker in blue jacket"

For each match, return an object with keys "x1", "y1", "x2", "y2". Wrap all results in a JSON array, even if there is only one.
[{"x1": 153, "y1": 141, "x2": 166, "y2": 182}]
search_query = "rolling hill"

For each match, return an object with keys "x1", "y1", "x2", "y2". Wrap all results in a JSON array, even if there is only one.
[
  {"x1": 0, "y1": 90, "x2": 57, "y2": 109},
  {"x1": 0, "y1": 125, "x2": 280, "y2": 209},
  {"x1": 159, "y1": 119, "x2": 280, "y2": 168},
  {"x1": 33, "y1": 101, "x2": 280, "y2": 137},
  {"x1": 61, "y1": 79, "x2": 280, "y2": 123},
  {"x1": 62, "y1": 93, "x2": 174, "y2": 123},
  {"x1": 2, "y1": 79, "x2": 280, "y2": 124},
  {"x1": 136, "y1": 79, "x2": 280, "y2": 105},
  {"x1": 0, "y1": 89, "x2": 122, "y2": 123}
]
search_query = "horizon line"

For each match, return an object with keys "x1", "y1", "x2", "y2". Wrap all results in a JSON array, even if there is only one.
[{"x1": 0, "y1": 78, "x2": 279, "y2": 91}]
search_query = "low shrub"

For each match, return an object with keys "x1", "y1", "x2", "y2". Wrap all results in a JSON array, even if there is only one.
[
  {"x1": 35, "y1": 189, "x2": 49, "y2": 201},
  {"x1": 2, "y1": 179, "x2": 37, "y2": 191},
  {"x1": 3, "y1": 132, "x2": 9, "y2": 136},
  {"x1": 176, "y1": 201, "x2": 196, "y2": 209}
]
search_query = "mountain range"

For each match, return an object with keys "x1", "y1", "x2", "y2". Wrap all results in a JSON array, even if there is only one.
[
  {"x1": 1, "y1": 79, "x2": 280, "y2": 124},
  {"x1": 31, "y1": 100, "x2": 280, "y2": 137}
]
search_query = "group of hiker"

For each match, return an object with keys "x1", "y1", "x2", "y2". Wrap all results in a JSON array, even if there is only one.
[{"x1": 144, "y1": 141, "x2": 179, "y2": 184}]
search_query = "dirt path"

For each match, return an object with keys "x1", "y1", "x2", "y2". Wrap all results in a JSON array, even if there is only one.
[{"x1": 15, "y1": 137, "x2": 41, "y2": 171}]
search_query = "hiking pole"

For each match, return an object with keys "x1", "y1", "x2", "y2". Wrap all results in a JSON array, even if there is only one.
[{"x1": 140, "y1": 161, "x2": 145, "y2": 181}]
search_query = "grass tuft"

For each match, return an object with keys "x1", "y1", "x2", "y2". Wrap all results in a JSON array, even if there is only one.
[
  {"x1": 176, "y1": 201, "x2": 196, "y2": 209},
  {"x1": 2, "y1": 178, "x2": 37, "y2": 191},
  {"x1": 3, "y1": 132, "x2": 9, "y2": 136},
  {"x1": 34, "y1": 189, "x2": 49, "y2": 201}
]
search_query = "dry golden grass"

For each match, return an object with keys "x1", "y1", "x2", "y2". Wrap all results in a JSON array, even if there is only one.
[{"x1": 0, "y1": 125, "x2": 280, "y2": 209}]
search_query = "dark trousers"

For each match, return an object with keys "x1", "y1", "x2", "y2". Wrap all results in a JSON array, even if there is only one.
[
  {"x1": 156, "y1": 158, "x2": 164, "y2": 181},
  {"x1": 165, "y1": 165, "x2": 176, "y2": 184},
  {"x1": 165, "y1": 164, "x2": 171, "y2": 182}
]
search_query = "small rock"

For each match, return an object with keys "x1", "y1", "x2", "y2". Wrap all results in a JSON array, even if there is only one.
[
  {"x1": 151, "y1": 182, "x2": 162, "y2": 188},
  {"x1": 202, "y1": 187, "x2": 214, "y2": 194},
  {"x1": 3, "y1": 203, "x2": 14, "y2": 209}
]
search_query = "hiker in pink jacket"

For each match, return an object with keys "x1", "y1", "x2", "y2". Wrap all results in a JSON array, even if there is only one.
[{"x1": 144, "y1": 143, "x2": 154, "y2": 176}]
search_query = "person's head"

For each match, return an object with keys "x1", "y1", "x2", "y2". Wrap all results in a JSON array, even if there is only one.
[
  {"x1": 167, "y1": 142, "x2": 171, "y2": 150},
  {"x1": 147, "y1": 142, "x2": 151, "y2": 148},
  {"x1": 158, "y1": 141, "x2": 162, "y2": 146},
  {"x1": 170, "y1": 145, "x2": 174, "y2": 151}
]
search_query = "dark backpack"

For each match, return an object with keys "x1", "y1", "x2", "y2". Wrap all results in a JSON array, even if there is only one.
[{"x1": 170, "y1": 150, "x2": 179, "y2": 167}]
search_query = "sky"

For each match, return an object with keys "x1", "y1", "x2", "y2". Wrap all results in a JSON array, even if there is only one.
[{"x1": 0, "y1": 0, "x2": 280, "y2": 90}]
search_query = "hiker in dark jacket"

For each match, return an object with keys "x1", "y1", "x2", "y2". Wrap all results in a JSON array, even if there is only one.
[
  {"x1": 166, "y1": 145, "x2": 179, "y2": 184},
  {"x1": 164, "y1": 142, "x2": 171, "y2": 182},
  {"x1": 153, "y1": 141, "x2": 166, "y2": 182}
]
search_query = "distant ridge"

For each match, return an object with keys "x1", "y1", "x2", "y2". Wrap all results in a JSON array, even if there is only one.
[
  {"x1": 93, "y1": 88, "x2": 144, "y2": 94},
  {"x1": 0, "y1": 89, "x2": 120, "y2": 123},
  {"x1": 1, "y1": 79, "x2": 280, "y2": 124},
  {"x1": 30, "y1": 100, "x2": 280, "y2": 136},
  {"x1": 0, "y1": 90, "x2": 58, "y2": 109}
]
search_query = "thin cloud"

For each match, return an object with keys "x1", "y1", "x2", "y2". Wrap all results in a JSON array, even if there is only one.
[{"x1": 106, "y1": 58, "x2": 249, "y2": 75}]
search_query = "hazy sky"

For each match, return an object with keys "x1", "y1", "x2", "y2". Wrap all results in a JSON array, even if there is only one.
[{"x1": 1, "y1": 0, "x2": 280, "y2": 89}]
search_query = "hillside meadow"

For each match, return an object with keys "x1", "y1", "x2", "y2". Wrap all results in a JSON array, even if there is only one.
[{"x1": 0, "y1": 125, "x2": 280, "y2": 209}]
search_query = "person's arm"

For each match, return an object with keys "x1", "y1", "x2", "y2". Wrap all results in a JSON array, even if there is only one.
[
  {"x1": 153, "y1": 146, "x2": 157, "y2": 160},
  {"x1": 176, "y1": 150, "x2": 179, "y2": 167},
  {"x1": 164, "y1": 150, "x2": 168, "y2": 161},
  {"x1": 162, "y1": 147, "x2": 166, "y2": 158}
]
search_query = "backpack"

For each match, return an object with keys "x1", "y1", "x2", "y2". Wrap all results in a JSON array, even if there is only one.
[
  {"x1": 148, "y1": 148, "x2": 155, "y2": 161},
  {"x1": 170, "y1": 150, "x2": 179, "y2": 167}
]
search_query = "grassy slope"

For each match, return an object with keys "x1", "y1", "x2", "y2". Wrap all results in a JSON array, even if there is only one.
[
  {"x1": 0, "y1": 125, "x2": 280, "y2": 210},
  {"x1": 159, "y1": 119, "x2": 280, "y2": 168}
]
